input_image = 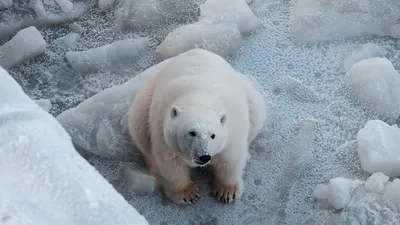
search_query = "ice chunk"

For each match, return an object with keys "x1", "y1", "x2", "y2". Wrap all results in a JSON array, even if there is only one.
[
  {"x1": 66, "y1": 37, "x2": 149, "y2": 73},
  {"x1": 0, "y1": 26, "x2": 47, "y2": 69},
  {"x1": 342, "y1": 43, "x2": 384, "y2": 72},
  {"x1": 0, "y1": 66, "x2": 149, "y2": 225},
  {"x1": 385, "y1": 178, "x2": 400, "y2": 210},
  {"x1": 364, "y1": 172, "x2": 389, "y2": 194},
  {"x1": 57, "y1": 58, "x2": 174, "y2": 158},
  {"x1": 345, "y1": 57, "x2": 400, "y2": 123},
  {"x1": 55, "y1": 0, "x2": 73, "y2": 13},
  {"x1": 99, "y1": 0, "x2": 115, "y2": 10},
  {"x1": 34, "y1": 98, "x2": 52, "y2": 112},
  {"x1": 53, "y1": 33, "x2": 80, "y2": 50},
  {"x1": 199, "y1": 0, "x2": 260, "y2": 36},
  {"x1": 314, "y1": 177, "x2": 358, "y2": 209},
  {"x1": 114, "y1": 0, "x2": 163, "y2": 30},
  {"x1": 313, "y1": 184, "x2": 330, "y2": 199},
  {"x1": 0, "y1": 0, "x2": 12, "y2": 9},
  {"x1": 31, "y1": 0, "x2": 47, "y2": 18},
  {"x1": 0, "y1": 2, "x2": 88, "y2": 40},
  {"x1": 69, "y1": 22, "x2": 85, "y2": 34},
  {"x1": 114, "y1": 0, "x2": 200, "y2": 30},
  {"x1": 357, "y1": 120, "x2": 400, "y2": 177},
  {"x1": 328, "y1": 177, "x2": 354, "y2": 209},
  {"x1": 290, "y1": 0, "x2": 400, "y2": 42},
  {"x1": 315, "y1": 174, "x2": 400, "y2": 222},
  {"x1": 156, "y1": 20, "x2": 242, "y2": 60}
]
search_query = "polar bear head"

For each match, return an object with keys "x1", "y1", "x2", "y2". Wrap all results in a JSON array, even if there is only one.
[{"x1": 163, "y1": 105, "x2": 228, "y2": 167}]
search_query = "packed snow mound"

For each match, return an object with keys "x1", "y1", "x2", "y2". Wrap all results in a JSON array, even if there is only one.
[
  {"x1": 314, "y1": 173, "x2": 400, "y2": 224},
  {"x1": 156, "y1": 19, "x2": 242, "y2": 60},
  {"x1": 0, "y1": 66, "x2": 149, "y2": 225},
  {"x1": 56, "y1": 58, "x2": 173, "y2": 159},
  {"x1": 342, "y1": 43, "x2": 384, "y2": 72},
  {"x1": 290, "y1": 0, "x2": 400, "y2": 42},
  {"x1": 357, "y1": 120, "x2": 400, "y2": 177},
  {"x1": 66, "y1": 37, "x2": 150, "y2": 73},
  {"x1": 114, "y1": 0, "x2": 203, "y2": 30},
  {"x1": 344, "y1": 57, "x2": 400, "y2": 123},
  {"x1": 0, "y1": 26, "x2": 47, "y2": 69},
  {"x1": 199, "y1": 0, "x2": 260, "y2": 36}
]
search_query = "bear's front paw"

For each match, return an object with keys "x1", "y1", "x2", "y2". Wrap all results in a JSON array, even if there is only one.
[
  {"x1": 170, "y1": 182, "x2": 200, "y2": 205},
  {"x1": 213, "y1": 181, "x2": 243, "y2": 203}
]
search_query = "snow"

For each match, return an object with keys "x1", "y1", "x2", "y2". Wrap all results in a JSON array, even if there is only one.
[
  {"x1": 156, "y1": 20, "x2": 242, "y2": 60},
  {"x1": 0, "y1": 66, "x2": 149, "y2": 225},
  {"x1": 4, "y1": 0, "x2": 400, "y2": 224},
  {"x1": 290, "y1": 0, "x2": 400, "y2": 43},
  {"x1": 357, "y1": 120, "x2": 400, "y2": 177},
  {"x1": 66, "y1": 37, "x2": 150, "y2": 73},
  {"x1": 345, "y1": 57, "x2": 400, "y2": 123},
  {"x1": 0, "y1": 26, "x2": 47, "y2": 69}
]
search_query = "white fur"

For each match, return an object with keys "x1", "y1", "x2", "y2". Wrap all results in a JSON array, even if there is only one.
[{"x1": 128, "y1": 49, "x2": 267, "y2": 204}]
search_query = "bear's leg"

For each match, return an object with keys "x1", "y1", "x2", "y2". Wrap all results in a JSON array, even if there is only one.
[
  {"x1": 152, "y1": 147, "x2": 200, "y2": 205},
  {"x1": 210, "y1": 141, "x2": 248, "y2": 203}
]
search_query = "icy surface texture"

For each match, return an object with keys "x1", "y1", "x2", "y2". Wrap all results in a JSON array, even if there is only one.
[
  {"x1": 5, "y1": 0, "x2": 400, "y2": 224},
  {"x1": 0, "y1": 66, "x2": 149, "y2": 225},
  {"x1": 314, "y1": 173, "x2": 400, "y2": 224},
  {"x1": 66, "y1": 37, "x2": 150, "y2": 73},
  {"x1": 345, "y1": 57, "x2": 400, "y2": 123},
  {"x1": 56, "y1": 59, "x2": 173, "y2": 158},
  {"x1": 357, "y1": 120, "x2": 400, "y2": 177},
  {"x1": 290, "y1": 0, "x2": 400, "y2": 42},
  {"x1": 0, "y1": 26, "x2": 47, "y2": 69},
  {"x1": 156, "y1": 20, "x2": 242, "y2": 60}
]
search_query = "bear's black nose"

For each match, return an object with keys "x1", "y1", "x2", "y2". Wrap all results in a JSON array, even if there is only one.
[{"x1": 198, "y1": 154, "x2": 211, "y2": 164}]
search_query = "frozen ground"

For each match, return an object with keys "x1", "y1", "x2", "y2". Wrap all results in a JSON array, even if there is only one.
[{"x1": 2, "y1": 0, "x2": 400, "y2": 224}]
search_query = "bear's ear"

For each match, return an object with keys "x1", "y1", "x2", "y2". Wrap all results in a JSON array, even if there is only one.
[
  {"x1": 170, "y1": 105, "x2": 180, "y2": 119},
  {"x1": 220, "y1": 112, "x2": 226, "y2": 125}
]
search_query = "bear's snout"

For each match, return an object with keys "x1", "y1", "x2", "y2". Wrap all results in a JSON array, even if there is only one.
[{"x1": 197, "y1": 154, "x2": 211, "y2": 165}]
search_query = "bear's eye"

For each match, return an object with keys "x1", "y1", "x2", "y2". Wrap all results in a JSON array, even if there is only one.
[
  {"x1": 189, "y1": 131, "x2": 197, "y2": 137},
  {"x1": 211, "y1": 134, "x2": 216, "y2": 139}
]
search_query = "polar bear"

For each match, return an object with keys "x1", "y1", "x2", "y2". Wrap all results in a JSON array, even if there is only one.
[{"x1": 128, "y1": 49, "x2": 267, "y2": 205}]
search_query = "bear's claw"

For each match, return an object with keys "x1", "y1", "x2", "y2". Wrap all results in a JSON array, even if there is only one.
[
  {"x1": 213, "y1": 183, "x2": 239, "y2": 203},
  {"x1": 172, "y1": 182, "x2": 200, "y2": 205}
]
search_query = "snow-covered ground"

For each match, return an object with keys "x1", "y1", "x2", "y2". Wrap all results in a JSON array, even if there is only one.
[{"x1": 2, "y1": 0, "x2": 400, "y2": 224}]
